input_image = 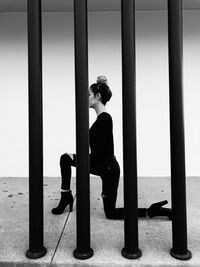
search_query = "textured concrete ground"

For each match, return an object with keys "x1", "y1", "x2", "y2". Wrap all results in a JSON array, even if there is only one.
[{"x1": 0, "y1": 176, "x2": 200, "y2": 266}]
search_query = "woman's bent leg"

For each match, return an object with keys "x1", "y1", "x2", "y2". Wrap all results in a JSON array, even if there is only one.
[
  {"x1": 52, "y1": 153, "x2": 76, "y2": 215},
  {"x1": 101, "y1": 158, "x2": 147, "y2": 219},
  {"x1": 60, "y1": 153, "x2": 76, "y2": 190},
  {"x1": 101, "y1": 159, "x2": 125, "y2": 219}
]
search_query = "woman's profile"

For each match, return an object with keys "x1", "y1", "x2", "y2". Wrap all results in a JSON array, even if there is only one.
[{"x1": 52, "y1": 75, "x2": 172, "y2": 220}]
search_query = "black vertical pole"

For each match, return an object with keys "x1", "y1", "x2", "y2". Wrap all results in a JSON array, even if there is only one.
[
  {"x1": 26, "y1": 0, "x2": 47, "y2": 259},
  {"x1": 168, "y1": 0, "x2": 192, "y2": 260},
  {"x1": 121, "y1": 0, "x2": 142, "y2": 259},
  {"x1": 73, "y1": 0, "x2": 93, "y2": 260}
]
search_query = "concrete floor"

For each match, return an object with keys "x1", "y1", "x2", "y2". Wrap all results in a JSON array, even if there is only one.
[{"x1": 0, "y1": 176, "x2": 200, "y2": 266}]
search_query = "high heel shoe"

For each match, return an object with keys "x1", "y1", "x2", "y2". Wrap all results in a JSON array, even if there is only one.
[
  {"x1": 52, "y1": 190, "x2": 73, "y2": 215},
  {"x1": 147, "y1": 200, "x2": 172, "y2": 220}
]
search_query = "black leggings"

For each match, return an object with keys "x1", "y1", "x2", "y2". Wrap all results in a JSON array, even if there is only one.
[
  {"x1": 60, "y1": 153, "x2": 120, "y2": 198},
  {"x1": 60, "y1": 153, "x2": 147, "y2": 219}
]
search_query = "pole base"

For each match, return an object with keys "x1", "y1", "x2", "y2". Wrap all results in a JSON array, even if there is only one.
[
  {"x1": 26, "y1": 247, "x2": 47, "y2": 259},
  {"x1": 73, "y1": 248, "x2": 94, "y2": 260},
  {"x1": 121, "y1": 247, "x2": 142, "y2": 259},
  {"x1": 170, "y1": 248, "x2": 192, "y2": 260}
]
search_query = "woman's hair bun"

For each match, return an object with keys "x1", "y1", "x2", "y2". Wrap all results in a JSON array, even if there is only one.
[
  {"x1": 90, "y1": 75, "x2": 112, "y2": 105},
  {"x1": 96, "y1": 75, "x2": 108, "y2": 84}
]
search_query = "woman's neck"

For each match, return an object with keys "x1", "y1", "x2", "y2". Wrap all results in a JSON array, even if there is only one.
[{"x1": 94, "y1": 103, "x2": 106, "y2": 116}]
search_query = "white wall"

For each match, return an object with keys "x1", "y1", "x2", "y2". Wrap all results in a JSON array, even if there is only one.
[{"x1": 0, "y1": 10, "x2": 200, "y2": 177}]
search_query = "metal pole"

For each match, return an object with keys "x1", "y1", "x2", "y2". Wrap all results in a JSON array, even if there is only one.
[
  {"x1": 121, "y1": 0, "x2": 142, "y2": 259},
  {"x1": 168, "y1": 0, "x2": 192, "y2": 260},
  {"x1": 26, "y1": 0, "x2": 47, "y2": 259},
  {"x1": 73, "y1": 0, "x2": 93, "y2": 260}
]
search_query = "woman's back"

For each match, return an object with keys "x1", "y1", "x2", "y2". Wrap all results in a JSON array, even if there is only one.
[{"x1": 89, "y1": 112, "x2": 114, "y2": 165}]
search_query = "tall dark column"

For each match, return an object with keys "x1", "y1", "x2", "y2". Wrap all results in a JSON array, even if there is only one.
[
  {"x1": 168, "y1": 0, "x2": 192, "y2": 260},
  {"x1": 26, "y1": 0, "x2": 47, "y2": 259},
  {"x1": 73, "y1": 0, "x2": 93, "y2": 260},
  {"x1": 121, "y1": 0, "x2": 142, "y2": 260}
]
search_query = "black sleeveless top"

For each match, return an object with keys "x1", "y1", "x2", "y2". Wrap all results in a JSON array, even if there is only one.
[{"x1": 89, "y1": 112, "x2": 114, "y2": 166}]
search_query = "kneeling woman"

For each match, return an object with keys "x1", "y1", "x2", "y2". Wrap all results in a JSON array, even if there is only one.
[{"x1": 52, "y1": 76, "x2": 172, "y2": 220}]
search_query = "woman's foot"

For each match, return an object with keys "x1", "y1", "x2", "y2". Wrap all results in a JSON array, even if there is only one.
[
  {"x1": 52, "y1": 190, "x2": 73, "y2": 215},
  {"x1": 147, "y1": 200, "x2": 172, "y2": 220}
]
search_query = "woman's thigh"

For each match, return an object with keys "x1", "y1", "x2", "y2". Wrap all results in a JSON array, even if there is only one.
[
  {"x1": 64, "y1": 153, "x2": 102, "y2": 176},
  {"x1": 101, "y1": 159, "x2": 120, "y2": 196},
  {"x1": 65, "y1": 154, "x2": 120, "y2": 190}
]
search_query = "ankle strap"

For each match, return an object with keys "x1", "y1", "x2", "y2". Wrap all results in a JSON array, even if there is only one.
[{"x1": 61, "y1": 189, "x2": 71, "y2": 193}]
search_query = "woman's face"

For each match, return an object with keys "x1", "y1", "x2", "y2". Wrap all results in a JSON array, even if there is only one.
[{"x1": 88, "y1": 87, "x2": 100, "y2": 108}]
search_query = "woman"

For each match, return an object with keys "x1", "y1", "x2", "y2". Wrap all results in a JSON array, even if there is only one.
[{"x1": 52, "y1": 75, "x2": 172, "y2": 220}]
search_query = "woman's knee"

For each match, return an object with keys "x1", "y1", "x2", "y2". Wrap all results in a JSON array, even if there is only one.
[{"x1": 60, "y1": 153, "x2": 73, "y2": 166}]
